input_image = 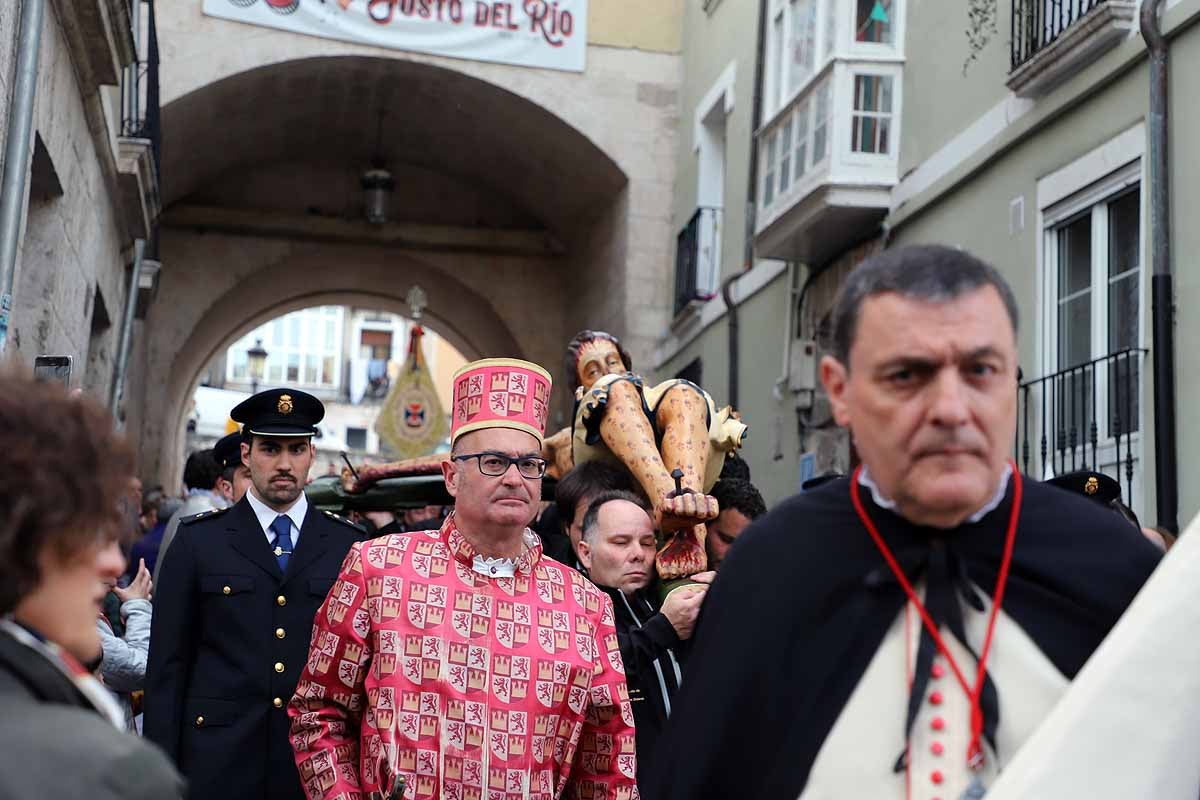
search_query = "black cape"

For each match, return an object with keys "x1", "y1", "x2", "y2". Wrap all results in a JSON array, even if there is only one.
[{"x1": 645, "y1": 475, "x2": 1161, "y2": 800}]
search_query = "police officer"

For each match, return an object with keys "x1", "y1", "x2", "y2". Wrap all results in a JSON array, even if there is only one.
[{"x1": 145, "y1": 389, "x2": 363, "y2": 800}]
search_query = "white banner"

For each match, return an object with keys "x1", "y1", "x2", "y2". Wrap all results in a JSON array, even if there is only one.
[{"x1": 202, "y1": 0, "x2": 588, "y2": 73}]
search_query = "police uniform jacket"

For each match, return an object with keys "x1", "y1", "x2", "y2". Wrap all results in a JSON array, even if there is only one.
[{"x1": 145, "y1": 493, "x2": 362, "y2": 800}]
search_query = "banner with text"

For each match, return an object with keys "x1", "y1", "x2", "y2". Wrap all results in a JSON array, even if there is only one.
[{"x1": 202, "y1": 0, "x2": 587, "y2": 72}]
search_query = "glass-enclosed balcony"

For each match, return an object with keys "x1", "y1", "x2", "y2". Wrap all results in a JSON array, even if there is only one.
[{"x1": 753, "y1": 0, "x2": 902, "y2": 264}]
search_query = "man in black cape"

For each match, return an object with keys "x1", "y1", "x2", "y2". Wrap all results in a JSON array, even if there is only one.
[{"x1": 646, "y1": 245, "x2": 1160, "y2": 800}]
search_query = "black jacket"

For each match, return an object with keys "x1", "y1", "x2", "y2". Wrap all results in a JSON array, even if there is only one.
[
  {"x1": 145, "y1": 497, "x2": 362, "y2": 800},
  {"x1": 646, "y1": 475, "x2": 1161, "y2": 800},
  {"x1": 597, "y1": 584, "x2": 685, "y2": 780},
  {"x1": 0, "y1": 624, "x2": 184, "y2": 799}
]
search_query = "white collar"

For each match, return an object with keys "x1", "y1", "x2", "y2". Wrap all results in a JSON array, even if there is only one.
[
  {"x1": 858, "y1": 463, "x2": 1013, "y2": 524},
  {"x1": 246, "y1": 487, "x2": 308, "y2": 537}
]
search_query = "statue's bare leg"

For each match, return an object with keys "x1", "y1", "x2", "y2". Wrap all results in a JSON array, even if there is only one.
[
  {"x1": 597, "y1": 381, "x2": 717, "y2": 578},
  {"x1": 598, "y1": 380, "x2": 677, "y2": 507}
]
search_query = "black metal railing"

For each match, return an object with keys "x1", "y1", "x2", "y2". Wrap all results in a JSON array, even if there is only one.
[
  {"x1": 673, "y1": 206, "x2": 722, "y2": 316},
  {"x1": 1011, "y1": 0, "x2": 1106, "y2": 71},
  {"x1": 121, "y1": 0, "x2": 160, "y2": 153},
  {"x1": 120, "y1": 0, "x2": 160, "y2": 257},
  {"x1": 1015, "y1": 348, "x2": 1146, "y2": 504}
]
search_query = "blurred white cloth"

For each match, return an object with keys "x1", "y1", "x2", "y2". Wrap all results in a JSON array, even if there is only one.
[{"x1": 985, "y1": 513, "x2": 1200, "y2": 799}]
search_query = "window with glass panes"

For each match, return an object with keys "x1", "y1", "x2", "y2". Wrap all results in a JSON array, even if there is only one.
[
  {"x1": 763, "y1": 0, "x2": 845, "y2": 117},
  {"x1": 226, "y1": 306, "x2": 343, "y2": 390},
  {"x1": 856, "y1": 0, "x2": 893, "y2": 44},
  {"x1": 851, "y1": 74, "x2": 893, "y2": 154},
  {"x1": 1052, "y1": 186, "x2": 1141, "y2": 436}
]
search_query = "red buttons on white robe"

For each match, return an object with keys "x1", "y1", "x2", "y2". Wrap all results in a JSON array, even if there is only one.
[
  {"x1": 931, "y1": 770, "x2": 944, "y2": 785},
  {"x1": 931, "y1": 716, "x2": 945, "y2": 731},
  {"x1": 929, "y1": 691, "x2": 944, "y2": 705}
]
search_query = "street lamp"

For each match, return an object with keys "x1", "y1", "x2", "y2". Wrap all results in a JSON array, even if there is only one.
[{"x1": 247, "y1": 338, "x2": 268, "y2": 395}]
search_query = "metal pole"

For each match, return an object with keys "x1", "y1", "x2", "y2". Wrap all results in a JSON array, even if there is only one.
[
  {"x1": 1140, "y1": 0, "x2": 1178, "y2": 534},
  {"x1": 109, "y1": 239, "x2": 145, "y2": 415},
  {"x1": 0, "y1": 0, "x2": 47, "y2": 354}
]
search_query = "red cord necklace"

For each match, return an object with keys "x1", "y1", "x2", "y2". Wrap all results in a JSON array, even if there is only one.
[{"x1": 850, "y1": 462, "x2": 1023, "y2": 770}]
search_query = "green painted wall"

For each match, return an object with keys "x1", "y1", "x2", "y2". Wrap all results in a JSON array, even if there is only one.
[
  {"x1": 891, "y1": 10, "x2": 1200, "y2": 530},
  {"x1": 672, "y1": 0, "x2": 760, "y2": 281},
  {"x1": 899, "y1": 0, "x2": 1012, "y2": 178},
  {"x1": 655, "y1": 270, "x2": 802, "y2": 506}
]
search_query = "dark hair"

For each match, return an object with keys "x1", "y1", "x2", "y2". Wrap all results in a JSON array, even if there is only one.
[
  {"x1": 565, "y1": 330, "x2": 632, "y2": 391},
  {"x1": 555, "y1": 460, "x2": 643, "y2": 532},
  {"x1": 830, "y1": 244, "x2": 1020, "y2": 365},
  {"x1": 182, "y1": 448, "x2": 222, "y2": 491},
  {"x1": 718, "y1": 453, "x2": 751, "y2": 482},
  {"x1": 581, "y1": 489, "x2": 652, "y2": 544},
  {"x1": 710, "y1": 478, "x2": 767, "y2": 521},
  {"x1": 0, "y1": 372, "x2": 135, "y2": 614}
]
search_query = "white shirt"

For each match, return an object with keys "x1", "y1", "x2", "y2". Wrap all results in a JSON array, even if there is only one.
[
  {"x1": 245, "y1": 487, "x2": 307, "y2": 548},
  {"x1": 859, "y1": 464, "x2": 1013, "y2": 524}
]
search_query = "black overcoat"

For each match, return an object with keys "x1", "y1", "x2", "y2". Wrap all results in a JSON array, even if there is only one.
[
  {"x1": 645, "y1": 475, "x2": 1161, "y2": 800},
  {"x1": 145, "y1": 497, "x2": 362, "y2": 800}
]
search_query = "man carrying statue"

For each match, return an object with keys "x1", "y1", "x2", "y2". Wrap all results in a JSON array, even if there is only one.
[{"x1": 542, "y1": 330, "x2": 747, "y2": 581}]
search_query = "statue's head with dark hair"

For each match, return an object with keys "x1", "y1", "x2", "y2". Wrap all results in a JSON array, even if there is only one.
[
  {"x1": 830, "y1": 244, "x2": 1019, "y2": 367},
  {"x1": 565, "y1": 330, "x2": 632, "y2": 392}
]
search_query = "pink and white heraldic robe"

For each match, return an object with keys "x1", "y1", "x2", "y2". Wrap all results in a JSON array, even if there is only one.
[{"x1": 288, "y1": 516, "x2": 640, "y2": 800}]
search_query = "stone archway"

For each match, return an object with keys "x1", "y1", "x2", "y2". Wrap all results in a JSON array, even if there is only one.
[{"x1": 130, "y1": 49, "x2": 675, "y2": 487}]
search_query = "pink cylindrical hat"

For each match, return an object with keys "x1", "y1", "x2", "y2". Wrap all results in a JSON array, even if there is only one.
[{"x1": 451, "y1": 358, "x2": 553, "y2": 445}]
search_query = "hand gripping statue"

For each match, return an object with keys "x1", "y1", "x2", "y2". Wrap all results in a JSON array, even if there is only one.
[{"x1": 543, "y1": 330, "x2": 747, "y2": 581}]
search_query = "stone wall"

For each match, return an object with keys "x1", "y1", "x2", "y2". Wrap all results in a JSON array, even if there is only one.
[{"x1": 6, "y1": 2, "x2": 128, "y2": 403}]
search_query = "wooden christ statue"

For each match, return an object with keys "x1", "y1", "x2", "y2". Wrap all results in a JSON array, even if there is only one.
[{"x1": 542, "y1": 330, "x2": 747, "y2": 581}]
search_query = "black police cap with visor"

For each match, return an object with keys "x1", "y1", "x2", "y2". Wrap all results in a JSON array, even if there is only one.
[{"x1": 230, "y1": 388, "x2": 325, "y2": 438}]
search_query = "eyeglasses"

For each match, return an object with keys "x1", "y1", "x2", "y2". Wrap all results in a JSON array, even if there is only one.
[{"x1": 453, "y1": 451, "x2": 548, "y2": 479}]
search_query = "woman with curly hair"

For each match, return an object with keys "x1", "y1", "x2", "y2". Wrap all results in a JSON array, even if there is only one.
[{"x1": 0, "y1": 372, "x2": 183, "y2": 798}]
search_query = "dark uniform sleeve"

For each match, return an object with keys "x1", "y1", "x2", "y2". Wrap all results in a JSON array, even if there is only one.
[
  {"x1": 144, "y1": 523, "x2": 200, "y2": 762},
  {"x1": 643, "y1": 512, "x2": 811, "y2": 800}
]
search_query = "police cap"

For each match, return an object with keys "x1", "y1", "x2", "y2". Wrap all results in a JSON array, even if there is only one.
[
  {"x1": 230, "y1": 388, "x2": 324, "y2": 437},
  {"x1": 1046, "y1": 469, "x2": 1123, "y2": 506},
  {"x1": 213, "y1": 430, "x2": 245, "y2": 470}
]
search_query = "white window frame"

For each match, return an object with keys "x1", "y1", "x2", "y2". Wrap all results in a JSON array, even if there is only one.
[
  {"x1": 1035, "y1": 124, "x2": 1146, "y2": 507},
  {"x1": 764, "y1": 0, "x2": 856, "y2": 118},
  {"x1": 226, "y1": 306, "x2": 344, "y2": 390},
  {"x1": 1041, "y1": 162, "x2": 1142, "y2": 431},
  {"x1": 848, "y1": 72, "x2": 895, "y2": 156},
  {"x1": 849, "y1": 0, "x2": 902, "y2": 55}
]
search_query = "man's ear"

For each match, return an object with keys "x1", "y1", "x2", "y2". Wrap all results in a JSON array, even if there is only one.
[
  {"x1": 442, "y1": 457, "x2": 460, "y2": 499},
  {"x1": 240, "y1": 441, "x2": 251, "y2": 468},
  {"x1": 820, "y1": 355, "x2": 853, "y2": 427},
  {"x1": 577, "y1": 539, "x2": 592, "y2": 571}
]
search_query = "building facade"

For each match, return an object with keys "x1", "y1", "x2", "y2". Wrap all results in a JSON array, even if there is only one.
[
  {"x1": 657, "y1": 0, "x2": 1200, "y2": 531},
  {"x1": 0, "y1": 0, "x2": 159, "y2": 409},
  {"x1": 187, "y1": 303, "x2": 466, "y2": 472}
]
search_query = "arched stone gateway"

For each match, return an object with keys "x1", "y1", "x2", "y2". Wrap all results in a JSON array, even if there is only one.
[{"x1": 132, "y1": 24, "x2": 681, "y2": 486}]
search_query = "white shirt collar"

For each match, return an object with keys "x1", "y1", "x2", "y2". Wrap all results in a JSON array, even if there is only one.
[
  {"x1": 245, "y1": 487, "x2": 308, "y2": 544},
  {"x1": 858, "y1": 463, "x2": 1013, "y2": 525}
]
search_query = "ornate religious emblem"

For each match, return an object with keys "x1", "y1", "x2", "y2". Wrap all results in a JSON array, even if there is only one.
[
  {"x1": 278, "y1": 394, "x2": 294, "y2": 415},
  {"x1": 1084, "y1": 476, "x2": 1099, "y2": 495}
]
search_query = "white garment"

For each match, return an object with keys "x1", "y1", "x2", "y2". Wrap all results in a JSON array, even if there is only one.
[
  {"x1": 245, "y1": 487, "x2": 307, "y2": 547},
  {"x1": 799, "y1": 582, "x2": 1068, "y2": 800},
  {"x1": 859, "y1": 464, "x2": 1013, "y2": 524},
  {"x1": 984, "y1": 513, "x2": 1200, "y2": 799}
]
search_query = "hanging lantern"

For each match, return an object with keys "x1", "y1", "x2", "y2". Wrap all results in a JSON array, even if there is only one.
[{"x1": 361, "y1": 167, "x2": 395, "y2": 225}]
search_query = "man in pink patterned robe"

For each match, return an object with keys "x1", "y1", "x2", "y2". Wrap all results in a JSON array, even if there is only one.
[{"x1": 289, "y1": 358, "x2": 639, "y2": 800}]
